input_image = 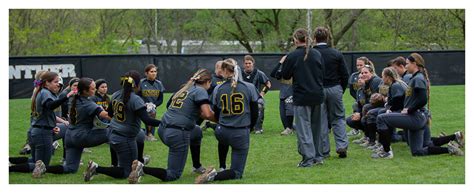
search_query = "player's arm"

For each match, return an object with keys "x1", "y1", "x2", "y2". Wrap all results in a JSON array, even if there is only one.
[
  {"x1": 198, "y1": 100, "x2": 216, "y2": 122},
  {"x1": 135, "y1": 107, "x2": 161, "y2": 126},
  {"x1": 249, "y1": 101, "x2": 258, "y2": 129}
]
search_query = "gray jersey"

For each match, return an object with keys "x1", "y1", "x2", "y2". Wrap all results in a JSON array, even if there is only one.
[
  {"x1": 279, "y1": 83, "x2": 293, "y2": 99},
  {"x1": 139, "y1": 78, "x2": 165, "y2": 106},
  {"x1": 162, "y1": 85, "x2": 210, "y2": 130},
  {"x1": 404, "y1": 72, "x2": 427, "y2": 109},
  {"x1": 31, "y1": 88, "x2": 57, "y2": 128},
  {"x1": 363, "y1": 76, "x2": 383, "y2": 100},
  {"x1": 389, "y1": 81, "x2": 407, "y2": 100},
  {"x1": 90, "y1": 94, "x2": 109, "y2": 111},
  {"x1": 212, "y1": 80, "x2": 259, "y2": 128},
  {"x1": 69, "y1": 96, "x2": 102, "y2": 130},
  {"x1": 109, "y1": 90, "x2": 146, "y2": 137},
  {"x1": 402, "y1": 71, "x2": 412, "y2": 84},
  {"x1": 242, "y1": 69, "x2": 270, "y2": 93},
  {"x1": 348, "y1": 72, "x2": 360, "y2": 99}
]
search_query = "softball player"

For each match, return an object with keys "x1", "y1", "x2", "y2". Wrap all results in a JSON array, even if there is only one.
[
  {"x1": 83, "y1": 70, "x2": 160, "y2": 182},
  {"x1": 388, "y1": 56, "x2": 412, "y2": 84},
  {"x1": 242, "y1": 55, "x2": 271, "y2": 134},
  {"x1": 126, "y1": 69, "x2": 216, "y2": 183},
  {"x1": 348, "y1": 65, "x2": 382, "y2": 145},
  {"x1": 195, "y1": 59, "x2": 258, "y2": 184},
  {"x1": 139, "y1": 64, "x2": 165, "y2": 141},
  {"x1": 364, "y1": 67, "x2": 407, "y2": 151},
  {"x1": 9, "y1": 72, "x2": 76, "y2": 177},
  {"x1": 347, "y1": 57, "x2": 374, "y2": 136},
  {"x1": 35, "y1": 78, "x2": 112, "y2": 176},
  {"x1": 374, "y1": 53, "x2": 464, "y2": 158},
  {"x1": 270, "y1": 55, "x2": 294, "y2": 136},
  {"x1": 313, "y1": 26, "x2": 350, "y2": 158}
]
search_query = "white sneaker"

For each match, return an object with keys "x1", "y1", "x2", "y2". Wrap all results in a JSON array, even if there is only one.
[
  {"x1": 32, "y1": 160, "x2": 46, "y2": 178},
  {"x1": 143, "y1": 155, "x2": 151, "y2": 166},
  {"x1": 52, "y1": 140, "x2": 60, "y2": 150},
  {"x1": 280, "y1": 128, "x2": 293, "y2": 136},
  {"x1": 195, "y1": 167, "x2": 217, "y2": 184},
  {"x1": 454, "y1": 131, "x2": 464, "y2": 148},
  {"x1": 347, "y1": 129, "x2": 360, "y2": 136},
  {"x1": 447, "y1": 141, "x2": 464, "y2": 156},
  {"x1": 84, "y1": 160, "x2": 98, "y2": 182},
  {"x1": 192, "y1": 166, "x2": 206, "y2": 174},
  {"x1": 128, "y1": 160, "x2": 144, "y2": 184}
]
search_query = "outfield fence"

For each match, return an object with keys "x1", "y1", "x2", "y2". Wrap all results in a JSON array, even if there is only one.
[{"x1": 9, "y1": 50, "x2": 464, "y2": 99}]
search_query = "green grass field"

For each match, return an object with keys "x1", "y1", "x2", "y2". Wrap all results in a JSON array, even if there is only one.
[{"x1": 9, "y1": 85, "x2": 465, "y2": 184}]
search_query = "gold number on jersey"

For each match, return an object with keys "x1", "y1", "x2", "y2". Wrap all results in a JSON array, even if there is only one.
[
  {"x1": 112, "y1": 100, "x2": 126, "y2": 122},
  {"x1": 171, "y1": 91, "x2": 188, "y2": 108},
  {"x1": 220, "y1": 93, "x2": 245, "y2": 115}
]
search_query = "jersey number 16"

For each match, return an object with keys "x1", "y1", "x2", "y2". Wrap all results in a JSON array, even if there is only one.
[{"x1": 220, "y1": 93, "x2": 244, "y2": 115}]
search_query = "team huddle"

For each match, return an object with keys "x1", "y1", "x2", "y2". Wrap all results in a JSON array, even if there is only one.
[{"x1": 9, "y1": 26, "x2": 464, "y2": 183}]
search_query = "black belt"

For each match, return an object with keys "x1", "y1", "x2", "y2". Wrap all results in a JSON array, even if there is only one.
[
  {"x1": 219, "y1": 125, "x2": 249, "y2": 130},
  {"x1": 111, "y1": 130, "x2": 128, "y2": 137},
  {"x1": 166, "y1": 125, "x2": 191, "y2": 131},
  {"x1": 33, "y1": 125, "x2": 54, "y2": 130}
]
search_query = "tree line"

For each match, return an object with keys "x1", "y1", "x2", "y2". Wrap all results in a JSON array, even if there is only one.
[{"x1": 9, "y1": 9, "x2": 465, "y2": 56}]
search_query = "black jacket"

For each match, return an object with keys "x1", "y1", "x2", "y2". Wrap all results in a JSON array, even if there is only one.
[
  {"x1": 281, "y1": 46, "x2": 325, "y2": 106},
  {"x1": 314, "y1": 44, "x2": 349, "y2": 91}
]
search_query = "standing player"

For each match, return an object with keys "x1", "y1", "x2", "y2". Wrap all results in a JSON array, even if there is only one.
[
  {"x1": 34, "y1": 78, "x2": 111, "y2": 176},
  {"x1": 195, "y1": 59, "x2": 259, "y2": 184},
  {"x1": 280, "y1": 28, "x2": 325, "y2": 167},
  {"x1": 139, "y1": 64, "x2": 165, "y2": 141},
  {"x1": 127, "y1": 69, "x2": 216, "y2": 183},
  {"x1": 313, "y1": 26, "x2": 350, "y2": 158},
  {"x1": 242, "y1": 55, "x2": 271, "y2": 134},
  {"x1": 270, "y1": 55, "x2": 294, "y2": 136},
  {"x1": 83, "y1": 70, "x2": 161, "y2": 182},
  {"x1": 9, "y1": 71, "x2": 76, "y2": 177},
  {"x1": 374, "y1": 53, "x2": 464, "y2": 158}
]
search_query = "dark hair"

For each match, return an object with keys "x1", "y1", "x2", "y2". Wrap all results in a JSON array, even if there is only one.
[
  {"x1": 31, "y1": 71, "x2": 58, "y2": 113},
  {"x1": 68, "y1": 77, "x2": 80, "y2": 87},
  {"x1": 388, "y1": 56, "x2": 406, "y2": 67},
  {"x1": 409, "y1": 53, "x2": 430, "y2": 111},
  {"x1": 313, "y1": 26, "x2": 329, "y2": 43},
  {"x1": 70, "y1": 78, "x2": 94, "y2": 124},
  {"x1": 120, "y1": 70, "x2": 141, "y2": 108},
  {"x1": 293, "y1": 28, "x2": 310, "y2": 61},
  {"x1": 244, "y1": 55, "x2": 255, "y2": 64},
  {"x1": 173, "y1": 69, "x2": 211, "y2": 100},
  {"x1": 95, "y1": 79, "x2": 110, "y2": 106},
  {"x1": 144, "y1": 64, "x2": 157, "y2": 73}
]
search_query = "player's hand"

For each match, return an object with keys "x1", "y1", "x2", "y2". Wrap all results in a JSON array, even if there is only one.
[
  {"x1": 351, "y1": 113, "x2": 361, "y2": 121},
  {"x1": 53, "y1": 127, "x2": 60, "y2": 134},
  {"x1": 63, "y1": 120, "x2": 69, "y2": 126},
  {"x1": 279, "y1": 55, "x2": 287, "y2": 63},
  {"x1": 67, "y1": 89, "x2": 78, "y2": 98},
  {"x1": 401, "y1": 108, "x2": 408, "y2": 114},
  {"x1": 259, "y1": 92, "x2": 265, "y2": 97}
]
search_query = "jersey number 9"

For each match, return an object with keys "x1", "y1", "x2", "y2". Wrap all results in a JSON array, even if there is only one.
[
  {"x1": 112, "y1": 100, "x2": 126, "y2": 122},
  {"x1": 220, "y1": 93, "x2": 244, "y2": 115}
]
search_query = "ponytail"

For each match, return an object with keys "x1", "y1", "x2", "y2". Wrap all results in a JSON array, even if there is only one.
[
  {"x1": 70, "y1": 95, "x2": 78, "y2": 124},
  {"x1": 173, "y1": 69, "x2": 208, "y2": 100},
  {"x1": 31, "y1": 71, "x2": 58, "y2": 114},
  {"x1": 120, "y1": 71, "x2": 141, "y2": 109}
]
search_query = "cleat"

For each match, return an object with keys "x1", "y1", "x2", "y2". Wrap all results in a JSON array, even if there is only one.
[
  {"x1": 195, "y1": 167, "x2": 217, "y2": 184},
  {"x1": 347, "y1": 129, "x2": 360, "y2": 136},
  {"x1": 353, "y1": 137, "x2": 368, "y2": 144},
  {"x1": 128, "y1": 160, "x2": 144, "y2": 184},
  {"x1": 280, "y1": 128, "x2": 293, "y2": 136},
  {"x1": 454, "y1": 131, "x2": 464, "y2": 148},
  {"x1": 439, "y1": 131, "x2": 447, "y2": 137},
  {"x1": 32, "y1": 160, "x2": 46, "y2": 178},
  {"x1": 143, "y1": 155, "x2": 151, "y2": 166},
  {"x1": 192, "y1": 166, "x2": 207, "y2": 174},
  {"x1": 447, "y1": 141, "x2": 464, "y2": 156},
  {"x1": 336, "y1": 148, "x2": 347, "y2": 158},
  {"x1": 371, "y1": 150, "x2": 394, "y2": 159},
  {"x1": 84, "y1": 160, "x2": 98, "y2": 182},
  {"x1": 254, "y1": 130, "x2": 264, "y2": 134},
  {"x1": 19, "y1": 144, "x2": 31, "y2": 155},
  {"x1": 83, "y1": 148, "x2": 92, "y2": 153},
  {"x1": 52, "y1": 140, "x2": 60, "y2": 150}
]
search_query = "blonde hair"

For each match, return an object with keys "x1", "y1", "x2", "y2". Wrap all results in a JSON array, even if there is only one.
[
  {"x1": 172, "y1": 69, "x2": 211, "y2": 100},
  {"x1": 382, "y1": 67, "x2": 408, "y2": 88},
  {"x1": 221, "y1": 59, "x2": 242, "y2": 93}
]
